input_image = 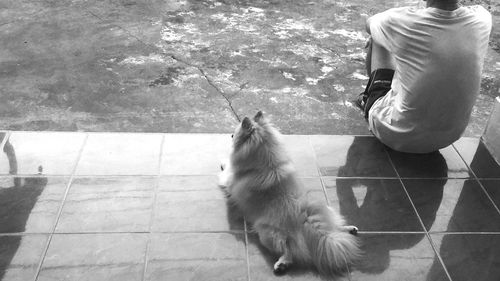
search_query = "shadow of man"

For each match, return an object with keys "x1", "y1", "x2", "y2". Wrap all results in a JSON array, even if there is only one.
[
  {"x1": 336, "y1": 137, "x2": 447, "y2": 274},
  {"x1": 427, "y1": 141, "x2": 500, "y2": 281},
  {"x1": 0, "y1": 139, "x2": 48, "y2": 280}
]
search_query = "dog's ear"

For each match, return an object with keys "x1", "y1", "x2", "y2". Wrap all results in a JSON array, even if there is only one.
[
  {"x1": 254, "y1": 111, "x2": 264, "y2": 123},
  {"x1": 241, "y1": 117, "x2": 253, "y2": 132}
]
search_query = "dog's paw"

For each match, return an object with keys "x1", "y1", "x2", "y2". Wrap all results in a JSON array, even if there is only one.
[
  {"x1": 273, "y1": 261, "x2": 289, "y2": 275},
  {"x1": 218, "y1": 171, "x2": 230, "y2": 187},
  {"x1": 348, "y1": 226, "x2": 358, "y2": 235}
]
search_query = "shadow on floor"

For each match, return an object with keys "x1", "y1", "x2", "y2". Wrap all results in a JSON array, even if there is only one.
[
  {"x1": 427, "y1": 146, "x2": 500, "y2": 281},
  {"x1": 0, "y1": 139, "x2": 47, "y2": 280},
  {"x1": 337, "y1": 138, "x2": 447, "y2": 275}
]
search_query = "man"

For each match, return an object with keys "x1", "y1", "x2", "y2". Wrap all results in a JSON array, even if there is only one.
[{"x1": 356, "y1": 0, "x2": 492, "y2": 153}]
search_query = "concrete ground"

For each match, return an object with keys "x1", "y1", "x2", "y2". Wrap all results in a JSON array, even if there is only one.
[{"x1": 0, "y1": 0, "x2": 499, "y2": 135}]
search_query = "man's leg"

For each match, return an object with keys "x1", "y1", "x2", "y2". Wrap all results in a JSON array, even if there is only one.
[
  {"x1": 365, "y1": 38, "x2": 373, "y2": 75},
  {"x1": 356, "y1": 38, "x2": 396, "y2": 119},
  {"x1": 366, "y1": 37, "x2": 396, "y2": 74}
]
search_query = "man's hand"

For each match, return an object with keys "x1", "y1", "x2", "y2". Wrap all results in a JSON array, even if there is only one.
[{"x1": 365, "y1": 37, "x2": 372, "y2": 49}]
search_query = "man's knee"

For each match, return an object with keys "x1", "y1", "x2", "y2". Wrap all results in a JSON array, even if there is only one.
[{"x1": 370, "y1": 40, "x2": 396, "y2": 73}]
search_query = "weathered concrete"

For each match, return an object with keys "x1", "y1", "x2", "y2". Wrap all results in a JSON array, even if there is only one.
[{"x1": 0, "y1": 0, "x2": 498, "y2": 135}]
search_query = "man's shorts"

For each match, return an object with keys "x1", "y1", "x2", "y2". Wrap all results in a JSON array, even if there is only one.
[{"x1": 358, "y1": 68, "x2": 395, "y2": 119}]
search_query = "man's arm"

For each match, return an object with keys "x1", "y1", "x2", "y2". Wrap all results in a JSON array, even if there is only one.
[
  {"x1": 365, "y1": 10, "x2": 398, "y2": 53},
  {"x1": 365, "y1": 16, "x2": 373, "y2": 35}
]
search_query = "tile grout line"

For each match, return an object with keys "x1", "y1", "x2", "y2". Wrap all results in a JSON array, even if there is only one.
[
  {"x1": 310, "y1": 136, "x2": 347, "y2": 280},
  {"x1": 383, "y1": 147, "x2": 454, "y2": 281},
  {"x1": 307, "y1": 136, "x2": 329, "y2": 203},
  {"x1": 424, "y1": 235, "x2": 454, "y2": 281},
  {"x1": 8, "y1": 230, "x2": 479, "y2": 236},
  {"x1": 451, "y1": 143, "x2": 500, "y2": 216},
  {"x1": 0, "y1": 131, "x2": 374, "y2": 137},
  {"x1": 32, "y1": 133, "x2": 89, "y2": 281},
  {"x1": 319, "y1": 177, "x2": 330, "y2": 206},
  {"x1": 0, "y1": 174, "x2": 80, "y2": 178},
  {"x1": 0, "y1": 174, "x2": 488, "y2": 179},
  {"x1": 141, "y1": 134, "x2": 166, "y2": 281},
  {"x1": 0, "y1": 173, "x2": 488, "y2": 179},
  {"x1": 0, "y1": 174, "x2": 478, "y2": 179},
  {"x1": 0, "y1": 230, "x2": 247, "y2": 236},
  {"x1": 325, "y1": 176, "x2": 476, "y2": 180},
  {"x1": 474, "y1": 178, "x2": 500, "y2": 216},
  {"x1": 355, "y1": 231, "x2": 428, "y2": 234},
  {"x1": 307, "y1": 135, "x2": 322, "y2": 178},
  {"x1": 425, "y1": 231, "x2": 500, "y2": 235},
  {"x1": 137, "y1": 257, "x2": 248, "y2": 262},
  {"x1": 153, "y1": 133, "x2": 166, "y2": 229},
  {"x1": 156, "y1": 133, "x2": 166, "y2": 176}
]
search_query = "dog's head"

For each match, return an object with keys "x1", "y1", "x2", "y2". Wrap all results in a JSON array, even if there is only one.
[
  {"x1": 232, "y1": 111, "x2": 264, "y2": 146},
  {"x1": 230, "y1": 111, "x2": 285, "y2": 170},
  {"x1": 232, "y1": 111, "x2": 275, "y2": 148}
]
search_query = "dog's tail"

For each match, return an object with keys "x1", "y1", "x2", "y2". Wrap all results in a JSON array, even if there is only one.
[{"x1": 300, "y1": 204, "x2": 361, "y2": 277}]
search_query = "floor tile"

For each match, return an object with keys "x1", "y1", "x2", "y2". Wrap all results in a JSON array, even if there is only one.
[
  {"x1": 0, "y1": 132, "x2": 86, "y2": 175},
  {"x1": 152, "y1": 187, "x2": 243, "y2": 232},
  {"x1": 0, "y1": 234, "x2": 48, "y2": 281},
  {"x1": 301, "y1": 177, "x2": 328, "y2": 204},
  {"x1": 310, "y1": 136, "x2": 397, "y2": 177},
  {"x1": 351, "y1": 233, "x2": 449, "y2": 281},
  {"x1": 479, "y1": 179, "x2": 500, "y2": 211},
  {"x1": 147, "y1": 232, "x2": 246, "y2": 260},
  {"x1": 386, "y1": 145, "x2": 469, "y2": 178},
  {"x1": 56, "y1": 177, "x2": 155, "y2": 233},
  {"x1": 146, "y1": 259, "x2": 247, "y2": 281},
  {"x1": 404, "y1": 179, "x2": 500, "y2": 232},
  {"x1": 38, "y1": 233, "x2": 147, "y2": 281},
  {"x1": 160, "y1": 134, "x2": 231, "y2": 175},
  {"x1": 324, "y1": 178, "x2": 423, "y2": 232},
  {"x1": 75, "y1": 133, "x2": 163, "y2": 175},
  {"x1": 282, "y1": 135, "x2": 319, "y2": 177},
  {"x1": 155, "y1": 176, "x2": 325, "y2": 232},
  {"x1": 158, "y1": 176, "x2": 219, "y2": 191},
  {"x1": 145, "y1": 233, "x2": 247, "y2": 281},
  {"x1": 247, "y1": 233, "x2": 349, "y2": 281},
  {"x1": 431, "y1": 234, "x2": 500, "y2": 281},
  {"x1": 453, "y1": 138, "x2": 500, "y2": 178},
  {"x1": 0, "y1": 177, "x2": 69, "y2": 233}
]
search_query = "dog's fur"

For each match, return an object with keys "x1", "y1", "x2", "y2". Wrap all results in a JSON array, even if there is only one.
[{"x1": 219, "y1": 111, "x2": 360, "y2": 277}]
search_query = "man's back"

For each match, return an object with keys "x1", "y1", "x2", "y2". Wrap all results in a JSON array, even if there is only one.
[{"x1": 368, "y1": 5, "x2": 492, "y2": 153}]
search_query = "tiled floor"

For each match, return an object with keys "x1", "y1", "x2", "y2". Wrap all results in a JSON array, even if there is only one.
[{"x1": 0, "y1": 131, "x2": 499, "y2": 281}]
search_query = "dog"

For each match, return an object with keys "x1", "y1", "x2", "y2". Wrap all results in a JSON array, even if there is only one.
[{"x1": 219, "y1": 111, "x2": 360, "y2": 277}]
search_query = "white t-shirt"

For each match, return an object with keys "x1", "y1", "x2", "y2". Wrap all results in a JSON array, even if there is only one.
[{"x1": 368, "y1": 5, "x2": 492, "y2": 153}]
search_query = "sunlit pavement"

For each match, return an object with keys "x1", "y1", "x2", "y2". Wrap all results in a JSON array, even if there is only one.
[{"x1": 0, "y1": 131, "x2": 499, "y2": 280}]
